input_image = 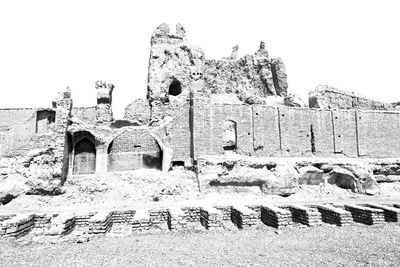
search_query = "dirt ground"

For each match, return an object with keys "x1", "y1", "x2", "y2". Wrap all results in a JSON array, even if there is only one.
[
  {"x1": 1, "y1": 168, "x2": 400, "y2": 214},
  {"x1": 1, "y1": 223, "x2": 399, "y2": 266}
]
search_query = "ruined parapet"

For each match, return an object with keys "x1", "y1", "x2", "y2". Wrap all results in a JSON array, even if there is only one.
[
  {"x1": 95, "y1": 81, "x2": 114, "y2": 125},
  {"x1": 147, "y1": 23, "x2": 205, "y2": 106},
  {"x1": 52, "y1": 86, "x2": 73, "y2": 133},
  {"x1": 271, "y1": 58, "x2": 288, "y2": 96},
  {"x1": 203, "y1": 41, "x2": 288, "y2": 102},
  {"x1": 309, "y1": 85, "x2": 394, "y2": 110},
  {"x1": 124, "y1": 99, "x2": 151, "y2": 125}
]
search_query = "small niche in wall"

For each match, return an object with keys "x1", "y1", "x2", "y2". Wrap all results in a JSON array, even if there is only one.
[
  {"x1": 36, "y1": 110, "x2": 55, "y2": 134},
  {"x1": 223, "y1": 120, "x2": 237, "y2": 151},
  {"x1": 168, "y1": 78, "x2": 182, "y2": 96}
]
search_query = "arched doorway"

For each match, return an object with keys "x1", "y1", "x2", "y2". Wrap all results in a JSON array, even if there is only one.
[
  {"x1": 107, "y1": 130, "x2": 162, "y2": 171},
  {"x1": 73, "y1": 137, "x2": 96, "y2": 175},
  {"x1": 223, "y1": 120, "x2": 237, "y2": 151}
]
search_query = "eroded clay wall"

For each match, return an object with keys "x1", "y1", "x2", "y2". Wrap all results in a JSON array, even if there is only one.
[
  {"x1": 331, "y1": 110, "x2": 358, "y2": 157},
  {"x1": 357, "y1": 110, "x2": 400, "y2": 158},
  {"x1": 0, "y1": 109, "x2": 37, "y2": 156},
  {"x1": 252, "y1": 106, "x2": 280, "y2": 156},
  {"x1": 192, "y1": 101, "x2": 400, "y2": 159},
  {"x1": 72, "y1": 107, "x2": 96, "y2": 124},
  {"x1": 310, "y1": 109, "x2": 335, "y2": 156},
  {"x1": 170, "y1": 102, "x2": 191, "y2": 163}
]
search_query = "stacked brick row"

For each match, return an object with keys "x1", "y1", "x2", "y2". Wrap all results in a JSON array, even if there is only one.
[
  {"x1": 183, "y1": 207, "x2": 201, "y2": 222},
  {"x1": 246, "y1": 205, "x2": 262, "y2": 219},
  {"x1": 261, "y1": 205, "x2": 292, "y2": 228},
  {"x1": 367, "y1": 204, "x2": 400, "y2": 222},
  {"x1": 288, "y1": 205, "x2": 322, "y2": 226},
  {"x1": 231, "y1": 206, "x2": 258, "y2": 229},
  {"x1": 0, "y1": 213, "x2": 35, "y2": 237},
  {"x1": 46, "y1": 213, "x2": 76, "y2": 236},
  {"x1": 34, "y1": 213, "x2": 53, "y2": 229},
  {"x1": 88, "y1": 211, "x2": 114, "y2": 234},
  {"x1": 131, "y1": 209, "x2": 151, "y2": 231},
  {"x1": 200, "y1": 206, "x2": 224, "y2": 229},
  {"x1": 112, "y1": 210, "x2": 135, "y2": 224},
  {"x1": 317, "y1": 205, "x2": 353, "y2": 226},
  {"x1": 0, "y1": 214, "x2": 15, "y2": 223},
  {"x1": 149, "y1": 208, "x2": 169, "y2": 226},
  {"x1": 167, "y1": 207, "x2": 187, "y2": 230},
  {"x1": 214, "y1": 206, "x2": 232, "y2": 220},
  {"x1": 344, "y1": 204, "x2": 385, "y2": 225},
  {"x1": 74, "y1": 212, "x2": 95, "y2": 227}
]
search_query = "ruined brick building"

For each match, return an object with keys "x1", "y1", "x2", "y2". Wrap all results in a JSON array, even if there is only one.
[{"x1": 1, "y1": 23, "x2": 400, "y2": 183}]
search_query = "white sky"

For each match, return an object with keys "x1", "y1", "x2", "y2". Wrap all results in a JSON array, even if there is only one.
[{"x1": 0, "y1": 0, "x2": 399, "y2": 118}]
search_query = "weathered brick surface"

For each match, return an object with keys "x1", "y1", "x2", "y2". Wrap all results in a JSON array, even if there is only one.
[
  {"x1": 317, "y1": 205, "x2": 353, "y2": 226},
  {"x1": 288, "y1": 205, "x2": 322, "y2": 226},
  {"x1": 200, "y1": 206, "x2": 223, "y2": 230},
  {"x1": 45, "y1": 212, "x2": 76, "y2": 236},
  {"x1": 252, "y1": 106, "x2": 280, "y2": 156},
  {"x1": 88, "y1": 210, "x2": 114, "y2": 234},
  {"x1": 1, "y1": 213, "x2": 35, "y2": 237},
  {"x1": 344, "y1": 204, "x2": 385, "y2": 225},
  {"x1": 131, "y1": 209, "x2": 150, "y2": 231},
  {"x1": 278, "y1": 108, "x2": 313, "y2": 156},
  {"x1": 357, "y1": 111, "x2": 400, "y2": 157},
  {"x1": 367, "y1": 204, "x2": 400, "y2": 222},
  {"x1": 231, "y1": 206, "x2": 258, "y2": 229},
  {"x1": 331, "y1": 110, "x2": 358, "y2": 157},
  {"x1": 261, "y1": 205, "x2": 292, "y2": 228},
  {"x1": 210, "y1": 104, "x2": 253, "y2": 155},
  {"x1": 167, "y1": 207, "x2": 187, "y2": 230},
  {"x1": 183, "y1": 207, "x2": 201, "y2": 222}
]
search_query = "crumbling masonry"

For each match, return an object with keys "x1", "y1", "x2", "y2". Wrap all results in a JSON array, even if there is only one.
[{"x1": 1, "y1": 23, "x2": 400, "y2": 182}]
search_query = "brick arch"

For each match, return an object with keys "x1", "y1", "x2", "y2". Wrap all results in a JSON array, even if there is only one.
[
  {"x1": 107, "y1": 129, "x2": 162, "y2": 171},
  {"x1": 72, "y1": 131, "x2": 97, "y2": 175},
  {"x1": 73, "y1": 137, "x2": 96, "y2": 175}
]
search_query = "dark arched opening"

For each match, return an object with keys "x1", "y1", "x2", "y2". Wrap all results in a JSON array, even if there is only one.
[
  {"x1": 168, "y1": 78, "x2": 182, "y2": 96},
  {"x1": 73, "y1": 138, "x2": 96, "y2": 175},
  {"x1": 223, "y1": 120, "x2": 237, "y2": 151}
]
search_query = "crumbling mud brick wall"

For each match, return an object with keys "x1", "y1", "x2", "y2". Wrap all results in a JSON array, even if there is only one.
[
  {"x1": 331, "y1": 110, "x2": 358, "y2": 157},
  {"x1": 169, "y1": 102, "x2": 191, "y2": 163},
  {"x1": 278, "y1": 108, "x2": 314, "y2": 156},
  {"x1": 252, "y1": 106, "x2": 280, "y2": 156},
  {"x1": 357, "y1": 110, "x2": 400, "y2": 158},
  {"x1": 191, "y1": 102, "x2": 400, "y2": 159},
  {"x1": 0, "y1": 109, "x2": 39, "y2": 156},
  {"x1": 71, "y1": 107, "x2": 96, "y2": 124},
  {"x1": 309, "y1": 85, "x2": 394, "y2": 110},
  {"x1": 107, "y1": 128, "x2": 162, "y2": 171}
]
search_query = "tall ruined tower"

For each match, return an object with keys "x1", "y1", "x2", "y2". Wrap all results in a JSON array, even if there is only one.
[
  {"x1": 147, "y1": 23, "x2": 205, "y2": 116},
  {"x1": 95, "y1": 81, "x2": 114, "y2": 125}
]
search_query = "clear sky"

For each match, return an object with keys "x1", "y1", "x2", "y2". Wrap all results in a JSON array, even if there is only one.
[{"x1": 0, "y1": 0, "x2": 399, "y2": 118}]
